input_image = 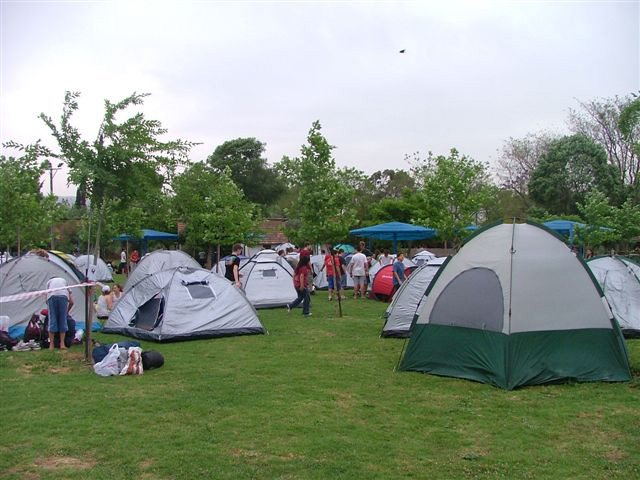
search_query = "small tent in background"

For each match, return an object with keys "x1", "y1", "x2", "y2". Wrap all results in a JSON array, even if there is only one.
[
  {"x1": 412, "y1": 250, "x2": 437, "y2": 266},
  {"x1": 214, "y1": 255, "x2": 250, "y2": 277},
  {"x1": 240, "y1": 250, "x2": 297, "y2": 308},
  {"x1": 368, "y1": 256, "x2": 416, "y2": 284},
  {"x1": 381, "y1": 257, "x2": 447, "y2": 337},
  {"x1": 587, "y1": 256, "x2": 640, "y2": 338},
  {"x1": 104, "y1": 266, "x2": 264, "y2": 341},
  {"x1": 126, "y1": 250, "x2": 200, "y2": 291},
  {"x1": 311, "y1": 254, "x2": 354, "y2": 290},
  {"x1": 47, "y1": 251, "x2": 86, "y2": 282},
  {"x1": 370, "y1": 261, "x2": 417, "y2": 301},
  {"x1": 399, "y1": 222, "x2": 631, "y2": 390},
  {"x1": 74, "y1": 255, "x2": 113, "y2": 282},
  {"x1": 0, "y1": 254, "x2": 88, "y2": 337}
]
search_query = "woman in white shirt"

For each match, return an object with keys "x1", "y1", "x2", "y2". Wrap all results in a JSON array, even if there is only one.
[{"x1": 96, "y1": 285, "x2": 114, "y2": 320}]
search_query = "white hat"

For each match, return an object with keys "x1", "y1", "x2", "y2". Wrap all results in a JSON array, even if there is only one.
[{"x1": 102, "y1": 285, "x2": 111, "y2": 293}]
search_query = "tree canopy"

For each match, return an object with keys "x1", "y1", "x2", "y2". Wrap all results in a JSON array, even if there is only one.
[{"x1": 207, "y1": 137, "x2": 285, "y2": 209}]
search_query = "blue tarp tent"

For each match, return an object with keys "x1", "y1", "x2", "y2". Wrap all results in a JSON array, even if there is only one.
[{"x1": 349, "y1": 222, "x2": 437, "y2": 253}]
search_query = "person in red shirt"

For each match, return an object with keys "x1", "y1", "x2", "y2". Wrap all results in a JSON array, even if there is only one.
[
  {"x1": 287, "y1": 256, "x2": 312, "y2": 316},
  {"x1": 319, "y1": 248, "x2": 341, "y2": 301}
]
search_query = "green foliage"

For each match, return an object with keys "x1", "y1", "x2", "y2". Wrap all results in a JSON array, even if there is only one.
[
  {"x1": 276, "y1": 121, "x2": 358, "y2": 244},
  {"x1": 613, "y1": 198, "x2": 640, "y2": 249},
  {"x1": 575, "y1": 191, "x2": 619, "y2": 248},
  {"x1": 207, "y1": 137, "x2": 285, "y2": 209},
  {"x1": 529, "y1": 134, "x2": 621, "y2": 215},
  {"x1": 0, "y1": 153, "x2": 63, "y2": 251},
  {"x1": 411, "y1": 149, "x2": 498, "y2": 247},
  {"x1": 172, "y1": 162, "x2": 259, "y2": 248}
]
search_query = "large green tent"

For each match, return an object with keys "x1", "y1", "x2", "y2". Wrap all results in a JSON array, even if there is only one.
[{"x1": 399, "y1": 221, "x2": 631, "y2": 390}]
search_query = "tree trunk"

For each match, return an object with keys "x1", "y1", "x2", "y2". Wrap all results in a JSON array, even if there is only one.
[{"x1": 207, "y1": 244, "x2": 213, "y2": 269}]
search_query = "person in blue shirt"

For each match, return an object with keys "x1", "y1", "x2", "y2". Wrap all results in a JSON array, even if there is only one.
[{"x1": 392, "y1": 253, "x2": 406, "y2": 291}]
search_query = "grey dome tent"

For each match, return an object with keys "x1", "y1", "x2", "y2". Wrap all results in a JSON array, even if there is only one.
[
  {"x1": 104, "y1": 266, "x2": 264, "y2": 342},
  {"x1": 239, "y1": 250, "x2": 297, "y2": 308},
  {"x1": 125, "y1": 249, "x2": 200, "y2": 291},
  {"x1": 0, "y1": 254, "x2": 88, "y2": 337},
  {"x1": 587, "y1": 256, "x2": 640, "y2": 338},
  {"x1": 399, "y1": 221, "x2": 631, "y2": 390},
  {"x1": 74, "y1": 255, "x2": 113, "y2": 282},
  {"x1": 381, "y1": 256, "x2": 446, "y2": 337}
]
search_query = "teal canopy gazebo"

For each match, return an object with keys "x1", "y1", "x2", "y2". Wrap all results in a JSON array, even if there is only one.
[
  {"x1": 114, "y1": 229, "x2": 179, "y2": 255},
  {"x1": 349, "y1": 222, "x2": 437, "y2": 253}
]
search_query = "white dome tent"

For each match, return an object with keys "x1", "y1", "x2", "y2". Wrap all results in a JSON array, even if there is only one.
[
  {"x1": 587, "y1": 255, "x2": 640, "y2": 337},
  {"x1": 381, "y1": 256, "x2": 446, "y2": 337},
  {"x1": 74, "y1": 255, "x2": 113, "y2": 282},
  {"x1": 239, "y1": 250, "x2": 297, "y2": 308}
]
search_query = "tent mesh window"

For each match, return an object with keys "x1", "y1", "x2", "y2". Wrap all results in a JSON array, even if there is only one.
[
  {"x1": 183, "y1": 282, "x2": 216, "y2": 299},
  {"x1": 430, "y1": 267, "x2": 504, "y2": 332},
  {"x1": 262, "y1": 269, "x2": 277, "y2": 278}
]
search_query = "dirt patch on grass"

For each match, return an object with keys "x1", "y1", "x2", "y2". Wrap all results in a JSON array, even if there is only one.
[
  {"x1": 34, "y1": 455, "x2": 96, "y2": 471},
  {"x1": 605, "y1": 449, "x2": 627, "y2": 461}
]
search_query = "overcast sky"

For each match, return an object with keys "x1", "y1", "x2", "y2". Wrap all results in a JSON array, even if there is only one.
[{"x1": 1, "y1": 0, "x2": 638, "y2": 197}]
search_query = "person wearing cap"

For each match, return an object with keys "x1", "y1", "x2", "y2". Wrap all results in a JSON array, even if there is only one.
[
  {"x1": 46, "y1": 276, "x2": 71, "y2": 350},
  {"x1": 95, "y1": 285, "x2": 114, "y2": 320}
]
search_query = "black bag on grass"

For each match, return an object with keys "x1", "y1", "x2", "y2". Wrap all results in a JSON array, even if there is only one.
[{"x1": 141, "y1": 351, "x2": 164, "y2": 370}]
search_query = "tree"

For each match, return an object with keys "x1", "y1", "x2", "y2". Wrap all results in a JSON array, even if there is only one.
[
  {"x1": 275, "y1": 121, "x2": 357, "y2": 244},
  {"x1": 574, "y1": 191, "x2": 619, "y2": 250},
  {"x1": 528, "y1": 134, "x2": 620, "y2": 215},
  {"x1": 411, "y1": 149, "x2": 498, "y2": 248},
  {"x1": 207, "y1": 138, "x2": 285, "y2": 209},
  {"x1": 38, "y1": 91, "x2": 196, "y2": 256},
  {"x1": 496, "y1": 132, "x2": 557, "y2": 205},
  {"x1": 172, "y1": 162, "x2": 259, "y2": 267},
  {"x1": 568, "y1": 95, "x2": 639, "y2": 189},
  {"x1": 0, "y1": 151, "x2": 62, "y2": 253},
  {"x1": 612, "y1": 198, "x2": 640, "y2": 251}
]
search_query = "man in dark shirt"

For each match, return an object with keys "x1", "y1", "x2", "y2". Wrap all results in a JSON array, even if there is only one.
[{"x1": 225, "y1": 244, "x2": 243, "y2": 287}]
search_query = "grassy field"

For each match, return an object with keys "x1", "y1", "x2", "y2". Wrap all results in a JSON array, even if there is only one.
[{"x1": 1, "y1": 287, "x2": 639, "y2": 479}]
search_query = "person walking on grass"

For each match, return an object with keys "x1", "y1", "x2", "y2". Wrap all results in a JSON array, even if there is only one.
[
  {"x1": 392, "y1": 252, "x2": 407, "y2": 293},
  {"x1": 46, "y1": 276, "x2": 71, "y2": 350},
  {"x1": 287, "y1": 256, "x2": 312, "y2": 316},
  {"x1": 349, "y1": 245, "x2": 368, "y2": 299},
  {"x1": 319, "y1": 248, "x2": 341, "y2": 301}
]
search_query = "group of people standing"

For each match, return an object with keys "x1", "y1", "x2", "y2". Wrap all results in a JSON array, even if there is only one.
[
  {"x1": 223, "y1": 242, "x2": 408, "y2": 319},
  {"x1": 117, "y1": 248, "x2": 140, "y2": 275}
]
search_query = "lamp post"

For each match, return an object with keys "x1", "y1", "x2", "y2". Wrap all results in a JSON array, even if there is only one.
[{"x1": 48, "y1": 161, "x2": 64, "y2": 249}]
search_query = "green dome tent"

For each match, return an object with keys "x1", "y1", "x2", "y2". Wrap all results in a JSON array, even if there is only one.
[{"x1": 399, "y1": 221, "x2": 631, "y2": 390}]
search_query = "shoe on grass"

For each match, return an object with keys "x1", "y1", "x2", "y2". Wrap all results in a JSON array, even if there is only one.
[
  {"x1": 13, "y1": 341, "x2": 31, "y2": 352},
  {"x1": 304, "y1": 313, "x2": 312, "y2": 317}
]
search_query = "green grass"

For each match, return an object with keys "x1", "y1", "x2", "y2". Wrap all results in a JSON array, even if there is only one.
[{"x1": 1, "y1": 293, "x2": 639, "y2": 479}]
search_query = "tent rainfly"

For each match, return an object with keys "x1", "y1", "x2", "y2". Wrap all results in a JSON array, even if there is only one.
[
  {"x1": 104, "y1": 266, "x2": 265, "y2": 341},
  {"x1": 399, "y1": 222, "x2": 631, "y2": 390},
  {"x1": 350, "y1": 222, "x2": 436, "y2": 254},
  {"x1": 587, "y1": 256, "x2": 640, "y2": 338}
]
